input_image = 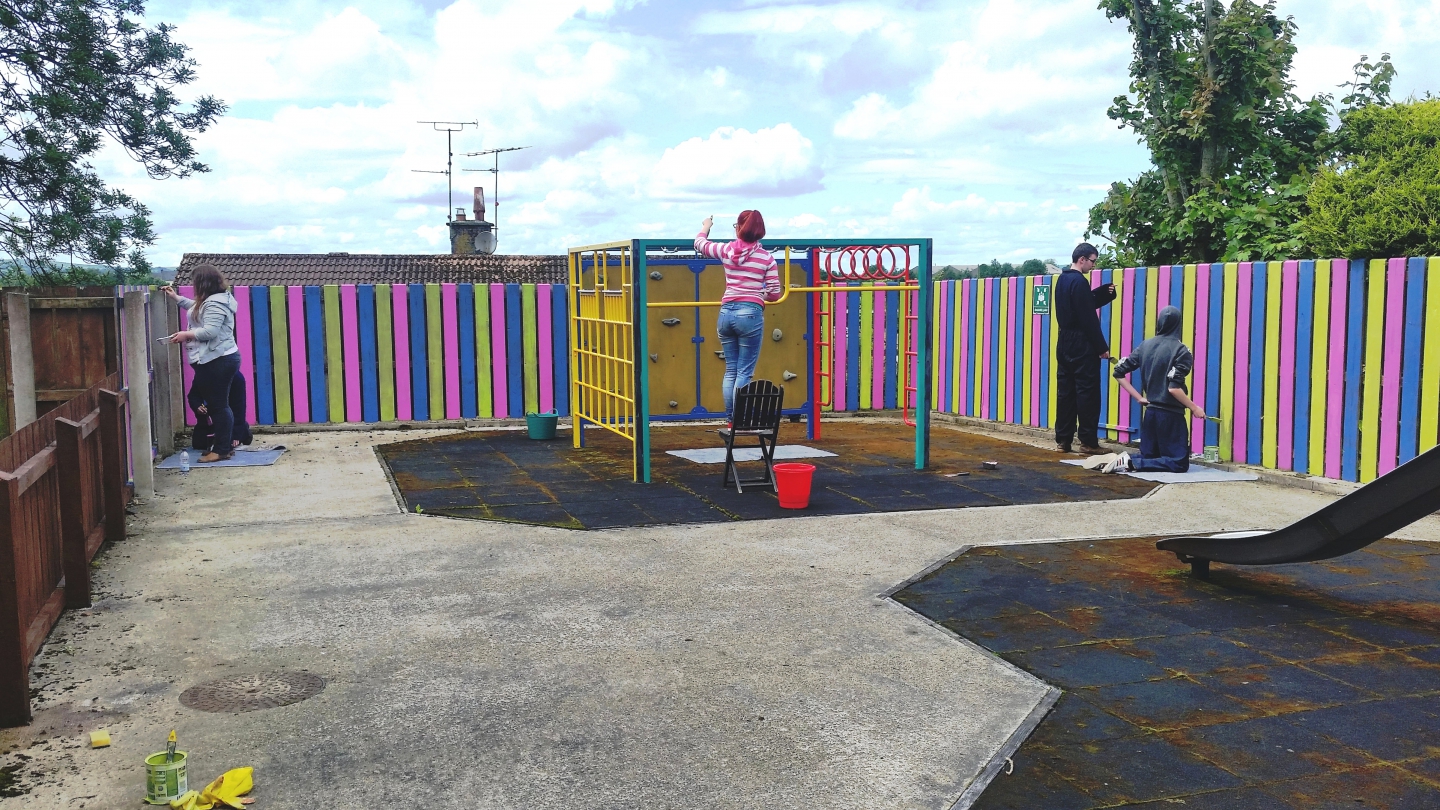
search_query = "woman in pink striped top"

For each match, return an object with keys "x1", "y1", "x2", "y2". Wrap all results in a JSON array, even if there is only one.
[{"x1": 696, "y1": 210, "x2": 782, "y2": 415}]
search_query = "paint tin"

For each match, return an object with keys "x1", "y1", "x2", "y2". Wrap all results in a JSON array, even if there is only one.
[
  {"x1": 144, "y1": 751, "x2": 187, "y2": 804},
  {"x1": 1202, "y1": 445, "x2": 1221, "y2": 463}
]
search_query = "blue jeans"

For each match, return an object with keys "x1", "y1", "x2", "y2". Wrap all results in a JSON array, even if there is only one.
[
  {"x1": 717, "y1": 302, "x2": 764, "y2": 414},
  {"x1": 1132, "y1": 407, "x2": 1190, "y2": 473}
]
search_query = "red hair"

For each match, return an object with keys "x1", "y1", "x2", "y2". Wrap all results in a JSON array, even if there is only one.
[{"x1": 736, "y1": 210, "x2": 766, "y2": 243}]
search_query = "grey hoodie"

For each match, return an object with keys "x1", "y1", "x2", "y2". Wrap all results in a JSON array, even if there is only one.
[
  {"x1": 177, "y1": 291, "x2": 240, "y2": 365},
  {"x1": 1112, "y1": 306, "x2": 1193, "y2": 414}
]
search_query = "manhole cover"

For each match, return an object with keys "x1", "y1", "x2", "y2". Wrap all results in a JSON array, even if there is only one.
[{"x1": 180, "y1": 671, "x2": 325, "y2": 713}]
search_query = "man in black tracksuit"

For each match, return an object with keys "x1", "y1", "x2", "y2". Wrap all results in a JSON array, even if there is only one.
[{"x1": 1053, "y1": 243, "x2": 1116, "y2": 452}]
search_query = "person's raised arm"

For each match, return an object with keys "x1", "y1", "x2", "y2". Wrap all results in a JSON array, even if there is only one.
[{"x1": 694, "y1": 216, "x2": 724, "y2": 259}]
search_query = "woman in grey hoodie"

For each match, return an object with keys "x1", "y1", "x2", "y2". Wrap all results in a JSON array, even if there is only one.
[{"x1": 163, "y1": 264, "x2": 242, "y2": 462}]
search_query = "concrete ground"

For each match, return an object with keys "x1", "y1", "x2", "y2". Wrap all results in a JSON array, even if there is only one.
[{"x1": 2, "y1": 425, "x2": 1428, "y2": 809}]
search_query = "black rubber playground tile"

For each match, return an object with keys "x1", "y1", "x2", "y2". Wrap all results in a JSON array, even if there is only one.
[
  {"x1": 893, "y1": 536, "x2": 1440, "y2": 809},
  {"x1": 375, "y1": 420, "x2": 1154, "y2": 529}
]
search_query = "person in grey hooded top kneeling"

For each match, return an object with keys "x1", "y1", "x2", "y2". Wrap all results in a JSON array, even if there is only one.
[
  {"x1": 1104, "y1": 305, "x2": 1207, "y2": 473},
  {"x1": 163, "y1": 264, "x2": 242, "y2": 462}
]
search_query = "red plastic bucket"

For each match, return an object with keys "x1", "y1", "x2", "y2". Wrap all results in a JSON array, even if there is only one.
[{"x1": 774, "y1": 463, "x2": 815, "y2": 509}]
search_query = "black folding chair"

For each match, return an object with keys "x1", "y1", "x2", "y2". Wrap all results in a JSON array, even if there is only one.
[{"x1": 719, "y1": 380, "x2": 785, "y2": 493}]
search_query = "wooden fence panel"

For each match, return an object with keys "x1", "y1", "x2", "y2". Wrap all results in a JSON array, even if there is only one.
[{"x1": 0, "y1": 372, "x2": 124, "y2": 726}]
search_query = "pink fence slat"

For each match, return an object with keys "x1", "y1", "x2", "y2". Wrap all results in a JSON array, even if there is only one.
[
  {"x1": 441, "y1": 283, "x2": 461, "y2": 420},
  {"x1": 1191, "y1": 264, "x2": 1211, "y2": 452},
  {"x1": 833, "y1": 288, "x2": 848, "y2": 411},
  {"x1": 490, "y1": 285, "x2": 509, "y2": 419},
  {"x1": 1158, "y1": 265, "x2": 1172, "y2": 310},
  {"x1": 286, "y1": 286, "x2": 309, "y2": 423},
  {"x1": 1029, "y1": 283, "x2": 1042, "y2": 426},
  {"x1": 537, "y1": 284, "x2": 554, "y2": 414},
  {"x1": 1232, "y1": 263, "x2": 1252, "y2": 459},
  {"x1": 979, "y1": 279, "x2": 991, "y2": 420},
  {"x1": 392, "y1": 284, "x2": 412, "y2": 421},
  {"x1": 233, "y1": 286, "x2": 257, "y2": 424},
  {"x1": 1324, "y1": 262, "x2": 1348, "y2": 479},
  {"x1": 959, "y1": 280, "x2": 972, "y2": 416},
  {"x1": 937, "y1": 282, "x2": 950, "y2": 413},
  {"x1": 871, "y1": 287, "x2": 885, "y2": 410},
  {"x1": 340, "y1": 284, "x2": 362, "y2": 422},
  {"x1": 1119, "y1": 268, "x2": 1134, "y2": 442},
  {"x1": 1277, "y1": 261, "x2": 1298, "y2": 468},
  {"x1": 180, "y1": 286, "x2": 197, "y2": 426},
  {"x1": 1378, "y1": 257, "x2": 1406, "y2": 475},
  {"x1": 1004, "y1": 277, "x2": 1017, "y2": 423}
]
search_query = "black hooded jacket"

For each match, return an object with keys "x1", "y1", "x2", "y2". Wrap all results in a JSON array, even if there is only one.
[
  {"x1": 1053, "y1": 268, "x2": 1115, "y2": 358},
  {"x1": 1112, "y1": 306, "x2": 1193, "y2": 414}
]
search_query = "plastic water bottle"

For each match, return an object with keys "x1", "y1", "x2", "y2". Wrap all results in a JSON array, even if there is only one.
[{"x1": 179, "y1": 450, "x2": 190, "y2": 475}]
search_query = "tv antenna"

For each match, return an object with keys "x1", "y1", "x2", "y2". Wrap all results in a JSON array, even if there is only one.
[
  {"x1": 463, "y1": 145, "x2": 530, "y2": 244},
  {"x1": 412, "y1": 120, "x2": 477, "y2": 222}
]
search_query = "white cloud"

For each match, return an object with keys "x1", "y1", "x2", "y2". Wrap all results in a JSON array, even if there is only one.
[{"x1": 650, "y1": 124, "x2": 823, "y2": 200}]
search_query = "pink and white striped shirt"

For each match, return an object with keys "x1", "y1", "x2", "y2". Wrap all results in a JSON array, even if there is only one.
[{"x1": 695, "y1": 231, "x2": 782, "y2": 306}]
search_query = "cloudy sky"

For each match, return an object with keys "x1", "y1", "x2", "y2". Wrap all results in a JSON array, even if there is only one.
[{"x1": 117, "y1": 0, "x2": 1438, "y2": 267}]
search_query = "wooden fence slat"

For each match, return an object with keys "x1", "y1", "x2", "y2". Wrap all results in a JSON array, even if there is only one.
[
  {"x1": 99, "y1": 389, "x2": 126, "y2": 543},
  {"x1": 57, "y1": 417, "x2": 90, "y2": 609},
  {"x1": 458, "y1": 285, "x2": 477, "y2": 419},
  {"x1": 376, "y1": 284, "x2": 395, "y2": 422},
  {"x1": 1399, "y1": 258, "x2": 1426, "y2": 465},
  {"x1": 358, "y1": 285, "x2": 380, "y2": 423},
  {"x1": 268, "y1": 285, "x2": 292, "y2": 424},
  {"x1": 408, "y1": 284, "x2": 428, "y2": 421},
  {"x1": 0, "y1": 473, "x2": 26, "y2": 725},
  {"x1": 1421, "y1": 258, "x2": 1440, "y2": 452}
]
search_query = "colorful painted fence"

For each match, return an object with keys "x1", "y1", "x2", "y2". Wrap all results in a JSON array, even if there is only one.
[
  {"x1": 932, "y1": 258, "x2": 1440, "y2": 484},
  {"x1": 817, "y1": 282, "x2": 917, "y2": 413},
  {"x1": 177, "y1": 283, "x2": 572, "y2": 427}
]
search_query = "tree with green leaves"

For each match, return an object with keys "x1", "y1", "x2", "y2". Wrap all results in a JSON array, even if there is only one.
[
  {"x1": 1086, "y1": 0, "x2": 1330, "y2": 265},
  {"x1": 1302, "y1": 96, "x2": 1439, "y2": 259},
  {"x1": 0, "y1": 0, "x2": 224, "y2": 285}
]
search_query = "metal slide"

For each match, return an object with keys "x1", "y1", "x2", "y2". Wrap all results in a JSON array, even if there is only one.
[{"x1": 1157, "y1": 442, "x2": 1440, "y2": 578}]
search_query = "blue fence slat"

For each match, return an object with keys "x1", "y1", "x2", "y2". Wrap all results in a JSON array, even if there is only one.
[
  {"x1": 458, "y1": 284, "x2": 477, "y2": 419},
  {"x1": 551, "y1": 284, "x2": 570, "y2": 416},
  {"x1": 1400, "y1": 257, "x2": 1427, "y2": 463},
  {"x1": 357, "y1": 285, "x2": 379, "y2": 423},
  {"x1": 304, "y1": 286, "x2": 328, "y2": 422},
  {"x1": 505, "y1": 283, "x2": 523, "y2": 417},
  {"x1": 249, "y1": 286, "x2": 275, "y2": 425},
  {"x1": 1247, "y1": 262, "x2": 1268, "y2": 465},
  {"x1": 408, "y1": 283, "x2": 428, "y2": 421},
  {"x1": 1293, "y1": 261, "x2": 1315, "y2": 473},
  {"x1": 1341, "y1": 260, "x2": 1366, "y2": 481}
]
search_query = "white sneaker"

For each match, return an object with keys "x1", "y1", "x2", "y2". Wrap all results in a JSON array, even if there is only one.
[
  {"x1": 1081, "y1": 453, "x2": 1118, "y2": 470},
  {"x1": 1101, "y1": 453, "x2": 1132, "y2": 474}
]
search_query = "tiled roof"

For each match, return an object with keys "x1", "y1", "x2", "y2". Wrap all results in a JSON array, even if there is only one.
[{"x1": 175, "y1": 253, "x2": 568, "y2": 287}]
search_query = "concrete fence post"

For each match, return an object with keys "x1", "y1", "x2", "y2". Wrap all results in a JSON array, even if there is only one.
[
  {"x1": 123, "y1": 291, "x2": 154, "y2": 500},
  {"x1": 148, "y1": 291, "x2": 175, "y2": 457},
  {"x1": 4, "y1": 293, "x2": 35, "y2": 431}
]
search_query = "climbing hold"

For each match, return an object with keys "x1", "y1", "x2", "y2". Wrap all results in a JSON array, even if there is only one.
[
  {"x1": 649, "y1": 353, "x2": 658, "y2": 362},
  {"x1": 714, "y1": 350, "x2": 725, "y2": 358},
  {"x1": 669, "y1": 400, "x2": 679, "y2": 407},
  {"x1": 662, "y1": 318, "x2": 681, "y2": 326},
  {"x1": 782, "y1": 370, "x2": 797, "y2": 381},
  {"x1": 650, "y1": 271, "x2": 663, "y2": 280},
  {"x1": 772, "y1": 328, "x2": 783, "y2": 341}
]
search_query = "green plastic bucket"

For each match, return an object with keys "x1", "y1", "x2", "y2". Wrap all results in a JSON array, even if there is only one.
[
  {"x1": 526, "y1": 411, "x2": 558, "y2": 440},
  {"x1": 144, "y1": 751, "x2": 188, "y2": 804}
]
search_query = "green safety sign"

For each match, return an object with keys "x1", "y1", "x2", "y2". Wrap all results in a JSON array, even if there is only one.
[{"x1": 1031, "y1": 284, "x2": 1051, "y2": 315}]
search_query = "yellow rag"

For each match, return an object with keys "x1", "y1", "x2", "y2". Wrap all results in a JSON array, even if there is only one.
[{"x1": 169, "y1": 767, "x2": 254, "y2": 810}]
